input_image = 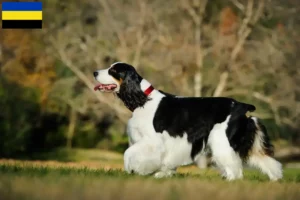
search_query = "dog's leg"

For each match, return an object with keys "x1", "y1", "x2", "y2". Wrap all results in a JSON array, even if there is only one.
[
  {"x1": 154, "y1": 166, "x2": 177, "y2": 178},
  {"x1": 211, "y1": 151, "x2": 243, "y2": 181},
  {"x1": 124, "y1": 137, "x2": 164, "y2": 176},
  {"x1": 208, "y1": 116, "x2": 243, "y2": 181}
]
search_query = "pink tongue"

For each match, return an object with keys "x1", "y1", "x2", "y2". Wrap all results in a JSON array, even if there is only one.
[
  {"x1": 94, "y1": 84, "x2": 117, "y2": 91},
  {"x1": 94, "y1": 84, "x2": 102, "y2": 91}
]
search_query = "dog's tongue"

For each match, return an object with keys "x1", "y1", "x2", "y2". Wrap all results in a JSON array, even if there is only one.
[
  {"x1": 94, "y1": 84, "x2": 117, "y2": 91},
  {"x1": 94, "y1": 84, "x2": 103, "y2": 91}
]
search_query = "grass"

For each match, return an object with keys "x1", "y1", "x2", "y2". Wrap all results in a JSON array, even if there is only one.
[
  {"x1": 29, "y1": 148, "x2": 124, "y2": 163},
  {"x1": 0, "y1": 158, "x2": 300, "y2": 200}
]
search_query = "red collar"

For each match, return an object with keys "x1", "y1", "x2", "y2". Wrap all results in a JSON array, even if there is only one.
[{"x1": 144, "y1": 85, "x2": 154, "y2": 96}]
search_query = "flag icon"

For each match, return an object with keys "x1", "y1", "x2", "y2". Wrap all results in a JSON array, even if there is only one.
[{"x1": 2, "y1": 2, "x2": 43, "y2": 29}]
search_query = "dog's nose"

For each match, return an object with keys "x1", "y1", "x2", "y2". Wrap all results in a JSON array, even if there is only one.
[{"x1": 93, "y1": 72, "x2": 98, "y2": 77}]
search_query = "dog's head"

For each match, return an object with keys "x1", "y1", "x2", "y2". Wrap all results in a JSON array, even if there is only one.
[{"x1": 93, "y1": 62, "x2": 152, "y2": 111}]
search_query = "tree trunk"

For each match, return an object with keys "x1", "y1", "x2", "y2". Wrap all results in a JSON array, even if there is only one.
[{"x1": 66, "y1": 107, "x2": 77, "y2": 149}]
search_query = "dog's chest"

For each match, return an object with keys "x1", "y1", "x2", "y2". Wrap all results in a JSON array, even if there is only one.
[
  {"x1": 127, "y1": 113, "x2": 157, "y2": 143},
  {"x1": 127, "y1": 94, "x2": 163, "y2": 141}
]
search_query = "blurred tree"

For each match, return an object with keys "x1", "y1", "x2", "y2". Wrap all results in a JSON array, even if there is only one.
[
  {"x1": 42, "y1": 0, "x2": 299, "y2": 138},
  {"x1": 0, "y1": 0, "x2": 299, "y2": 158},
  {"x1": 2, "y1": 30, "x2": 56, "y2": 107},
  {"x1": 0, "y1": 77, "x2": 38, "y2": 157}
]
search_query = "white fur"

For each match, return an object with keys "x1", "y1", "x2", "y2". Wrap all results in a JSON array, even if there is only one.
[
  {"x1": 161, "y1": 132, "x2": 193, "y2": 168},
  {"x1": 124, "y1": 131, "x2": 195, "y2": 177},
  {"x1": 94, "y1": 68, "x2": 116, "y2": 85},
  {"x1": 248, "y1": 155, "x2": 282, "y2": 181},
  {"x1": 193, "y1": 141, "x2": 208, "y2": 169},
  {"x1": 140, "y1": 79, "x2": 152, "y2": 91},
  {"x1": 124, "y1": 136, "x2": 164, "y2": 175},
  {"x1": 126, "y1": 118, "x2": 142, "y2": 146},
  {"x1": 208, "y1": 115, "x2": 243, "y2": 180},
  {"x1": 247, "y1": 117, "x2": 283, "y2": 181}
]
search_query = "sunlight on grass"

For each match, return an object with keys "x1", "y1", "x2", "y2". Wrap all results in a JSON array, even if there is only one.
[{"x1": 0, "y1": 160, "x2": 299, "y2": 200}]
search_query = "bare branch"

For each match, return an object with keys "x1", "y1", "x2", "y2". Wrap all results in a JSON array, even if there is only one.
[
  {"x1": 232, "y1": 0, "x2": 265, "y2": 63},
  {"x1": 182, "y1": 0, "x2": 208, "y2": 97},
  {"x1": 132, "y1": 1, "x2": 147, "y2": 68},
  {"x1": 213, "y1": 71, "x2": 229, "y2": 97},
  {"x1": 230, "y1": 0, "x2": 245, "y2": 11},
  {"x1": 252, "y1": 0, "x2": 266, "y2": 23},
  {"x1": 98, "y1": 0, "x2": 128, "y2": 49},
  {"x1": 49, "y1": 36, "x2": 130, "y2": 123},
  {"x1": 238, "y1": 0, "x2": 254, "y2": 38},
  {"x1": 214, "y1": 0, "x2": 265, "y2": 97},
  {"x1": 249, "y1": 91, "x2": 281, "y2": 125}
]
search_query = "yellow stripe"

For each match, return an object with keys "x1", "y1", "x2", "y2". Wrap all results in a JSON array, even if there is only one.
[{"x1": 2, "y1": 11, "x2": 42, "y2": 20}]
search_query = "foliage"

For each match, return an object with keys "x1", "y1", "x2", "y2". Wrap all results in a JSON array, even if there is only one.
[
  {"x1": 0, "y1": 77, "x2": 66, "y2": 157},
  {"x1": 0, "y1": 78, "x2": 38, "y2": 157}
]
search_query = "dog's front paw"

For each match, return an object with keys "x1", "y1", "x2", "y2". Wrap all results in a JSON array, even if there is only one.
[{"x1": 154, "y1": 171, "x2": 175, "y2": 179}]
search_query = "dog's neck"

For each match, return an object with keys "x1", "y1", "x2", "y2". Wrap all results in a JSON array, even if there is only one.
[
  {"x1": 140, "y1": 79, "x2": 154, "y2": 96},
  {"x1": 117, "y1": 79, "x2": 154, "y2": 112}
]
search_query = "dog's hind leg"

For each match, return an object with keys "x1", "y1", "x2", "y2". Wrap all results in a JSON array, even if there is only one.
[{"x1": 208, "y1": 115, "x2": 243, "y2": 181}]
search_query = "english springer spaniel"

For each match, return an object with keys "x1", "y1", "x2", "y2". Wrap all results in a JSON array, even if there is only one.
[{"x1": 93, "y1": 62, "x2": 282, "y2": 181}]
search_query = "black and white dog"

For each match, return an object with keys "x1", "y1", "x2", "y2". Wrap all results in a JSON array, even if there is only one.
[{"x1": 93, "y1": 62, "x2": 282, "y2": 181}]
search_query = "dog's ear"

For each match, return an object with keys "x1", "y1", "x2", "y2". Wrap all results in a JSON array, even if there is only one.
[
  {"x1": 117, "y1": 70, "x2": 149, "y2": 111},
  {"x1": 122, "y1": 70, "x2": 140, "y2": 89}
]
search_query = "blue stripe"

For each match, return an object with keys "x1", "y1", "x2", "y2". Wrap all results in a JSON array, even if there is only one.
[{"x1": 2, "y1": 2, "x2": 42, "y2": 11}]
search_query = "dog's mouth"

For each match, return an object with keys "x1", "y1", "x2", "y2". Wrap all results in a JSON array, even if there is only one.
[{"x1": 94, "y1": 83, "x2": 117, "y2": 92}]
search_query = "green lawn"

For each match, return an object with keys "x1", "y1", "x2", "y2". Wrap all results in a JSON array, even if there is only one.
[{"x1": 0, "y1": 160, "x2": 299, "y2": 200}]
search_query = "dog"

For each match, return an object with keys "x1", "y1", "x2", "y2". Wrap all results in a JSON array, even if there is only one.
[{"x1": 93, "y1": 62, "x2": 282, "y2": 181}]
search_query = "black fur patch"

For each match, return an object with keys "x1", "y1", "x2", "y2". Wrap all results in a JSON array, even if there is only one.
[
  {"x1": 108, "y1": 63, "x2": 136, "y2": 81},
  {"x1": 225, "y1": 112, "x2": 256, "y2": 159},
  {"x1": 153, "y1": 96, "x2": 258, "y2": 159}
]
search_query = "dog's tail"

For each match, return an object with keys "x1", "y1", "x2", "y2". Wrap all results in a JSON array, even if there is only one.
[{"x1": 232, "y1": 115, "x2": 273, "y2": 159}]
